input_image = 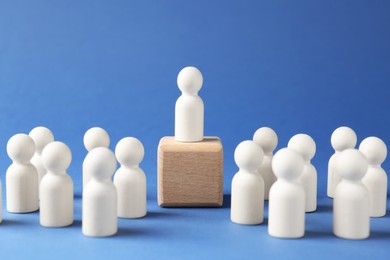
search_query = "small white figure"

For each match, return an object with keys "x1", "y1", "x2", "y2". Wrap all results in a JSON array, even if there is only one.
[
  {"x1": 253, "y1": 127, "x2": 278, "y2": 200},
  {"x1": 82, "y1": 127, "x2": 110, "y2": 189},
  {"x1": 29, "y1": 126, "x2": 55, "y2": 183},
  {"x1": 333, "y1": 149, "x2": 369, "y2": 240},
  {"x1": 82, "y1": 147, "x2": 117, "y2": 237},
  {"x1": 175, "y1": 66, "x2": 204, "y2": 142},
  {"x1": 268, "y1": 148, "x2": 305, "y2": 238},
  {"x1": 114, "y1": 137, "x2": 147, "y2": 218},
  {"x1": 231, "y1": 140, "x2": 264, "y2": 225},
  {"x1": 328, "y1": 126, "x2": 357, "y2": 198},
  {"x1": 6, "y1": 134, "x2": 39, "y2": 213},
  {"x1": 40, "y1": 141, "x2": 74, "y2": 227},
  {"x1": 359, "y1": 137, "x2": 387, "y2": 217},
  {"x1": 288, "y1": 134, "x2": 317, "y2": 212}
]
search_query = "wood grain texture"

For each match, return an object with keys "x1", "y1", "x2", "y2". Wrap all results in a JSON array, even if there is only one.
[{"x1": 158, "y1": 136, "x2": 224, "y2": 207}]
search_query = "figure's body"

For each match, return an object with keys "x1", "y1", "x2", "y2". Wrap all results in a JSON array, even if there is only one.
[
  {"x1": 83, "y1": 147, "x2": 117, "y2": 237},
  {"x1": 253, "y1": 127, "x2": 278, "y2": 200},
  {"x1": 360, "y1": 137, "x2": 387, "y2": 217},
  {"x1": 82, "y1": 127, "x2": 110, "y2": 189},
  {"x1": 114, "y1": 137, "x2": 147, "y2": 218},
  {"x1": 231, "y1": 140, "x2": 264, "y2": 225},
  {"x1": 6, "y1": 134, "x2": 39, "y2": 213},
  {"x1": 40, "y1": 141, "x2": 73, "y2": 227},
  {"x1": 288, "y1": 134, "x2": 317, "y2": 212},
  {"x1": 175, "y1": 66, "x2": 204, "y2": 142},
  {"x1": 328, "y1": 126, "x2": 357, "y2": 198},
  {"x1": 333, "y1": 149, "x2": 369, "y2": 240},
  {"x1": 29, "y1": 126, "x2": 55, "y2": 183},
  {"x1": 269, "y1": 148, "x2": 305, "y2": 238}
]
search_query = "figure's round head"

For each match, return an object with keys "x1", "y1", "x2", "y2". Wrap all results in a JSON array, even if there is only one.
[
  {"x1": 253, "y1": 127, "x2": 278, "y2": 154},
  {"x1": 42, "y1": 141, "x2": 72, "y2": 172},
  {"x1": 83, "y1": 147, "x2": 117, "y2": 180},
  {"x1": 177, "y1": 66, "x2": 203, "y2": 95},
  {"x1": 272, "y1": 148, "x2": 304, "y2": 181},
  {"x1": 7, "y1": 134, "x2": 36, "y2": 162},
  {"x1": 115, "y1": 137, "x2": 144, "y2": 167},
  {"x1": 359, "y1": 137, "x2": 387, "y2": 165},
  {"x1": 29, "y1": 126, "x2": 54, "y2": 153},
  {"x1": 287, "y1": 134, "x2": 316, "y2": 162},
  {"x1": 331, "y1": 126, "x2": 357, "y2": 152},
  {"x1": 234, "y1": 140, "x2": 264, "y2": 172},
  {"x1": 336, "y1": 149, "x2": 368, "y2": 181},
  {"x1": 83, "y1": 127, "x2": 110, "y2": 151}
]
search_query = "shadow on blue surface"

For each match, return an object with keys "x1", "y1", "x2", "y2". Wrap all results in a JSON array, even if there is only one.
[
  {"x1": 222, "y1": 194, "x2": 231, "y2": 208},
  {"x1": 315, "y1": 204, "x2": 333, "y2": 213},
  {"x1": 371, "y1": 231, "x2": 390, "y2": 240}
]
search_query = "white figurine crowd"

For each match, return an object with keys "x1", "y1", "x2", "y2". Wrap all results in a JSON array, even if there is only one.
[
  {"x1": 231, "y1": 126, "x2": 387, "y2": 240},
  {"x1": 3, "y1": 126, "x2": 147, "y2": 237}
]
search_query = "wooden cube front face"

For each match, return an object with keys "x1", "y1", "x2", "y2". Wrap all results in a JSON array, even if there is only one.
[{"x1": 158, "y1": 137, "x2": 224, "y2": 207}]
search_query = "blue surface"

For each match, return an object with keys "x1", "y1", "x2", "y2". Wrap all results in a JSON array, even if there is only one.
[{"x1": 0, "y1": 0, "x2": 390, "y2": 259}]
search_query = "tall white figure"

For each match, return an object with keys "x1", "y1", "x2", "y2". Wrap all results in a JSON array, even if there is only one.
[
  {"x1": 40, "y1": 141, "x2": 74, "y2": 227},
  {"x1": 175, "y1": 66, "x2": 204, "y2": 142},
  {"x1": 269, "y1": 148, "x2": 305, "y2": 238},
  {"x1": 328, "y1": 126, "x2": 357, "y2": 198},
  {"x1": 29, "y1": 126, "x2": 55, "y2": 183},
  {"x1": 334, "y1": 149, "x2": 369, "y2": 240},
  {"x1": 114, "y1": 137, "x2": 147, "y2": 218},
  {"x1": 6, "y1": 134, "x2": 39, "y2": 213},
  {"x1": 231, "y1": 140, "x2": 264, "y2": 225},
  {"x1": 253, "y1": 127, "x2": 278, "y2": 200},
  {"x1": 288, "y1": 134, "x2": 317, "y2": 212},
  {"x1": 83, "y1": 147, "x2": 117, "y2": 237},
  {"x1": 83, "y1": 127, "x2": 110, "y2": 189},
  {"x1": 360, "y1": 137, "x2": 387, "y2": 217}
]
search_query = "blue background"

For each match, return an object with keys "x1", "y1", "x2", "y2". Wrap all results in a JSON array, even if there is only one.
[{"x1": 1, "y1": 0, "x2": 390, "y2": 259}]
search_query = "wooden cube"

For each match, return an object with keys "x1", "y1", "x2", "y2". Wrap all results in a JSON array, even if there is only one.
[{"x1": 157, "y1": 136, "x2": 224, "y2": 207}]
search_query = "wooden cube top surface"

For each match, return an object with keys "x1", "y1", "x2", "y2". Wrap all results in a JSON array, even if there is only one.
[{"x1": 159, "y1": 136, "x2": 223, "y2": 153}]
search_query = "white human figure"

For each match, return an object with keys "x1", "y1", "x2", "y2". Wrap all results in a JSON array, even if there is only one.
[
  {"x1": 360, "y1": 137, "x2": 387, "y2": 217},
  {"x1": 82, "y1": 147, "x2": 117, "y2": 237},
  {"x1": 268, "y1": 148, "x2": 305, "y2": 238},
  {"x1": 114, "y1": 137, "x2": 147, "y2": 218},
  {"x1": 6, "y1": 134, "x2": 39, "y2": 213},
  {"x1": 333, "y1": 149, "x2": 369, "y2": 240},
  {"x1": 288, "y1": 134, "x2": 317, "y2": 212},
  {"x1": 175, "y1": 66, "x2": 204, "y2": 142},
  {"x1": 253, "y1": 127, "x2": 278, "y2": 200},
  {"x1": 29, "y1": 126, "x2": 55, "y2": 183},
  {"x1": 231, "y1": 140, "x2": 264, "y2": 225},
  {"x1": 40, "y1": 141, "x2": 74, "y2": 227},
  {"x1": 328, "y1": 126, "x2": 357, "y2": 198},
  {"x1": 82, "y1": 127, "x2": 110, "y2": 189}
]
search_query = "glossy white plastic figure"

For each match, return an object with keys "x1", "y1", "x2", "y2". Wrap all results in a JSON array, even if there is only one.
[
  {"x1": 29, "y1": 126, "x2": 55, "y2": 183},
  {"x1": 268, "y1": 148, "x2": 305, "y2": 238},
  {"x1": 175, "y1": 66, "x2": 204, "y2": 142},
  {"x1": 328, "y1": 126, "x2": 357, "y2": 198},
  {"x1": 253, "y1": 127, "x2": 278, "y2": 200},
  {"x1": 83, "y1": 147, "x2": 117, "y2": 237},
  {"x1": 6, "y1": 134, "x2": 39, "y2": 213},
  {"x1": 114, "y1": 137, "x2": 147, "y2": 218},
  {"x1": 231, "y1": 140, "x2": 264, "y2": 225},
  {"x1": 334, "y1": 149, "x2": 369, "y2": 239},
  {"x1": 40, "y1": 142, "x2": 74, "y2": 227},
  {"x1": 360, "y1": 137, "x2": 387, "y2": 217},
  {"x1": 288, "y1": 134, "x2": 317, "y2": 212},
  {"x1": 83, "y1": 127, "x2": 110, "y2": 189}
]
